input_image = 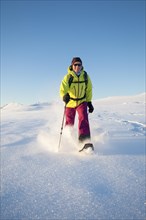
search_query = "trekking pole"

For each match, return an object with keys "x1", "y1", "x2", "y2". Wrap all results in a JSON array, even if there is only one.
[{"x1": 58, "y1": 105, "x2": 66, "y2": 151}]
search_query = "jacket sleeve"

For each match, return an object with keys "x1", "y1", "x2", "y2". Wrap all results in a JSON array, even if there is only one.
[
  {"x1": 86, "y1": 75, "x2": 92, "y2": 102},
  {"x1": 60, "y1": 75, "x2": 69, "y2": 98}
]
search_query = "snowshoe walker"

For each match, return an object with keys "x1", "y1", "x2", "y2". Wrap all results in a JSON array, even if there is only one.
[{"x1": 79, "y1": 143, "x2": 94, "y2": 154}]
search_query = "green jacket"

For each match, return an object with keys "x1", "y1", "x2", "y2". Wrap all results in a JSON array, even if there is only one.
[{"x1": 60, "y1": 66, "x2": 93, "y2": 108}]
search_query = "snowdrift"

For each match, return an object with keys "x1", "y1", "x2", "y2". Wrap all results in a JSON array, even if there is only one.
[{"x1": 1, "y1": 93, "x2": 145, "y2": 220}]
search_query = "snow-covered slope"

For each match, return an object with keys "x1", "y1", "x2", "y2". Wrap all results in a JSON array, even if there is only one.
[{"x1": 1, "y1": 94, "x2": 145, "y2": 220}]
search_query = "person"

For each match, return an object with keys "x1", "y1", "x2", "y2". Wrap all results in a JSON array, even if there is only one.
[{"x1": 60, "y1": 57, "x2": 94, "y2": 152}]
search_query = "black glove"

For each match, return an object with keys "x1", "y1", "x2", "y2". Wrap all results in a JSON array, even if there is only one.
[
  {"x1": 87, "y1": 102, "x2": 94, "y2": 113},
  {"x1": 63, "y1": 93, "x2": 70, "y2": 104}
]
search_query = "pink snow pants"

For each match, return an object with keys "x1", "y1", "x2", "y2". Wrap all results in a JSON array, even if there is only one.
[{"x1": 65, "y1": 102, "x2": 91, "y2": 142}]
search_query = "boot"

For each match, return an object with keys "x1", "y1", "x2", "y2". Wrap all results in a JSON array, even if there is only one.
[{"x1": 79, "y1": 143, "x2": 94, "y2": 153}]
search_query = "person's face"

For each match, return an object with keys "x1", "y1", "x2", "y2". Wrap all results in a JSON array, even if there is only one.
[{"x1": 72, "y1": 62, "x2": 82, "y2": 73}]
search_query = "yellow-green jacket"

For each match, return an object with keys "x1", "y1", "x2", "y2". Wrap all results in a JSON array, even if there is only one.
[{"x1": 60, "y1": 66, "x2": 93, "y2": 108}]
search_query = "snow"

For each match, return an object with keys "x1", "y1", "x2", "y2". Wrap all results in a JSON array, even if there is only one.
[{"x1": 1, "y1": 93, "x2": 146, "y2": 220}]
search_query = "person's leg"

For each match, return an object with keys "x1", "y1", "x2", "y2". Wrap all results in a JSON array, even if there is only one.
[
  {"x1": 65, "y1": 107, "x2": 76, "y2": 126},
  {"x1": 76, "y1": 102, "x2": 91, "y2": 142}
]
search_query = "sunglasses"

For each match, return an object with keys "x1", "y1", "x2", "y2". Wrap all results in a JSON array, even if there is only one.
[{"x1": 73, "y1": 63, "x2": 82, "y2": 67}]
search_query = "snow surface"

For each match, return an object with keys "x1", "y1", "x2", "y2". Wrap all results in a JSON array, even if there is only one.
[{"x1": 1, "y1": 93, "x2": 146, "y2": 220}]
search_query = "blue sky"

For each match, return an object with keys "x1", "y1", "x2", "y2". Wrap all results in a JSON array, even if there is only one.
[{"x1": 1, "y1": 0, "x2": 145, "y2": 105}]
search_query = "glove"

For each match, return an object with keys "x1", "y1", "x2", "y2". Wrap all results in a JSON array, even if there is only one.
[
  {"x1": 63, "y1": 93, "x2": 70, "y2": 104},
  {"x1": 87, "y1": 102, "x2": 94, "y2": 113}
]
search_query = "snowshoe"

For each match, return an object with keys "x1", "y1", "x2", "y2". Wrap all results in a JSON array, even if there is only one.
[{"x1": 79, "y1": 143, "x2": 94, "y2": 154}]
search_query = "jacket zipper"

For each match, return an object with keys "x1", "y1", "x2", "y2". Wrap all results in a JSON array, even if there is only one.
[
  {"x1": 80, "y1": 85, "x2": 83, "y2": 98},
  {"x1": 77, "y1": 77, "x2": 80, "y2": 106},
  {"x1": 73, "y1": 86, "x2": 76, "y2": 96}
]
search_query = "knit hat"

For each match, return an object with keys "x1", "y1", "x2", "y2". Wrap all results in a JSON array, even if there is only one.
[{"x1": 71, "y1": 57, "x2": 82, "y2": 65}]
